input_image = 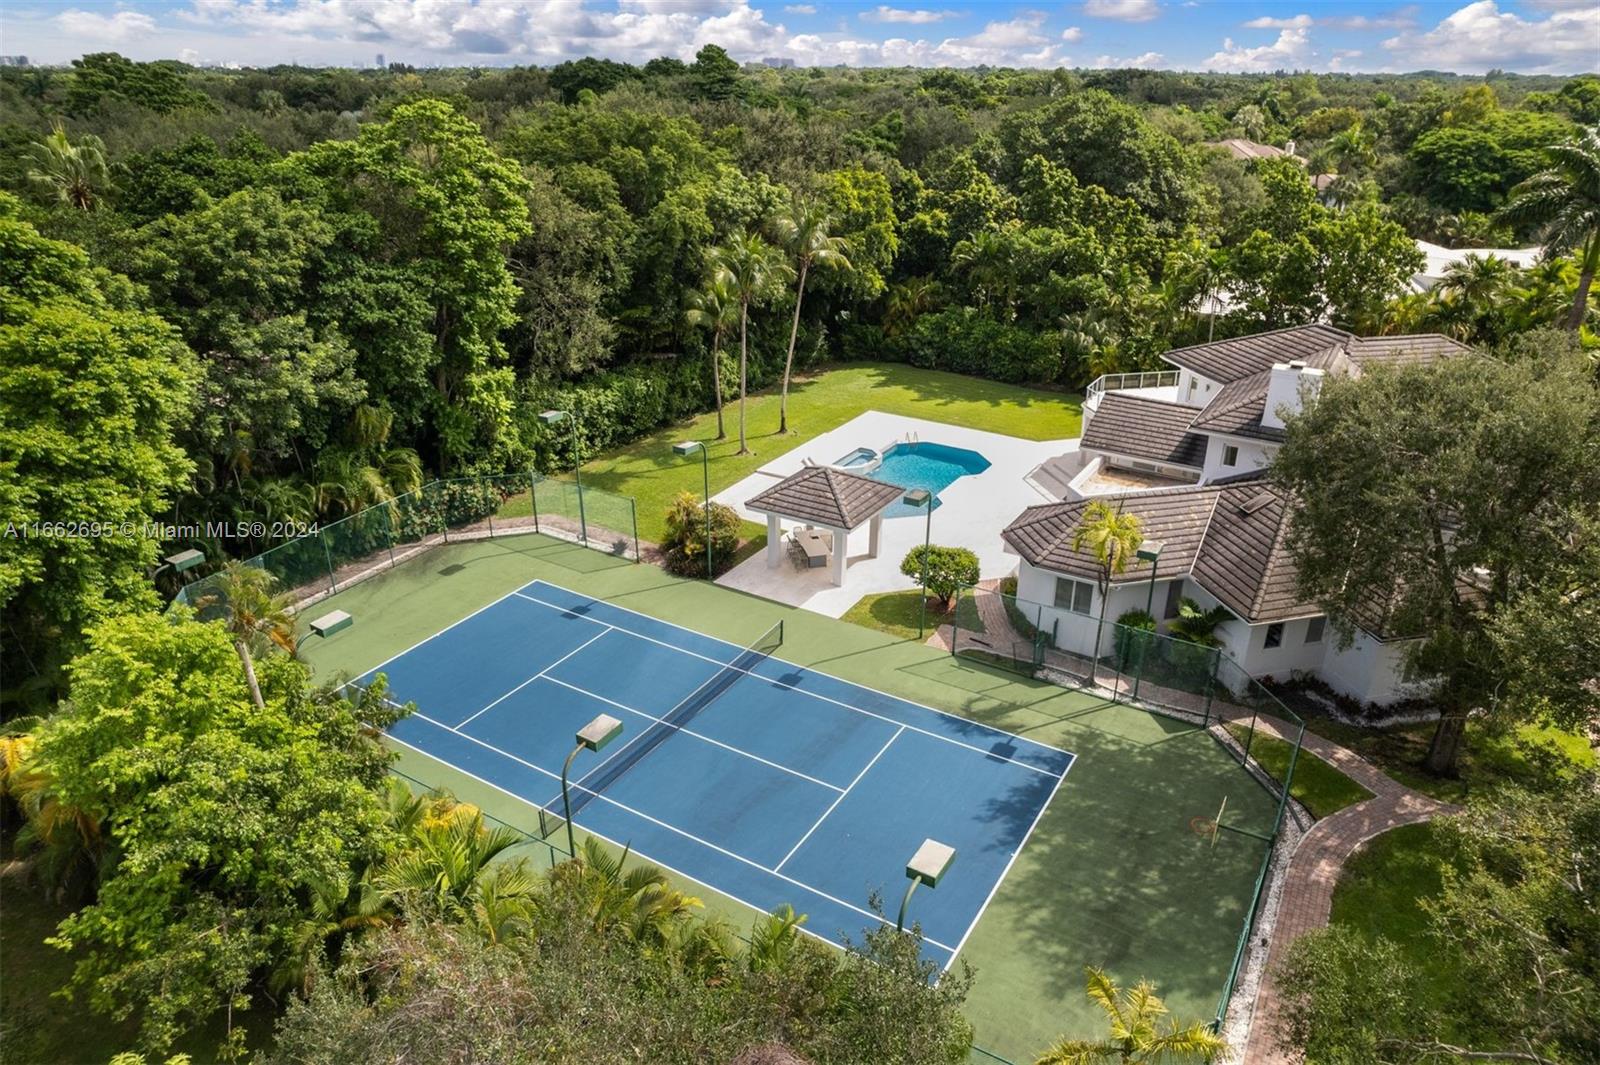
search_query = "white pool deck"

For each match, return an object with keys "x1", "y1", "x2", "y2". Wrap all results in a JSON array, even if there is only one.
[{"x1": 713, "y1": 412, "x2": 1077, "y2": 617}]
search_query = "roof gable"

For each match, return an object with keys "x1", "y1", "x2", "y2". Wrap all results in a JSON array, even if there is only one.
[
  {"x1": 1002, "y1": 485, "x2": 1223, "y2": 584},
  {"x1": 1082, "y1": 393, "x2": 1208, "y2": 468},
  {"x1": 1162, "y1": 324, "x2": 1353, "y2": 384}
]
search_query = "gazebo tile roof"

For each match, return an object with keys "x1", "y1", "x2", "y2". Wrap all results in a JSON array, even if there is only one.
[{"x1": 746, "y1": 466, "x2": 906, "y2": 530}]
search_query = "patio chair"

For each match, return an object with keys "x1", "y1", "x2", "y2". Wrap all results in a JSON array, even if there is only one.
[{"x1": 787, "y1": 534, "x2": 808, "y2": 571}]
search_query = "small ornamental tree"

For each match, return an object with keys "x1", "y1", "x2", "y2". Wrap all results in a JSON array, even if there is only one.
[
  {"x1": 662, "y1": 491, "x2": 740, "y2": 578},
  {"x1": 900, "y1": 545, "x2": 980, "y2": 609}
]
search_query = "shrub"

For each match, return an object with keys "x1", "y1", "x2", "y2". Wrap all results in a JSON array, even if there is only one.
[
  {"x1": 1113, "y1": 608, "x2": 1157, "y2": 670},
  {"x1": 893, "y1": 307, "x2": 1061, "y2": 384},
  {"x1": 900, "y1": 545, "x2": 980, "y2": 608},
  {"x1": 662, "y1": 491, "x2": 741, "y2": 577}
]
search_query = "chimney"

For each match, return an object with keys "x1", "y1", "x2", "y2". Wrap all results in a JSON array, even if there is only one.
[{"x1": 1261, "y1": 360, "x2": 1324, "y2": 430}]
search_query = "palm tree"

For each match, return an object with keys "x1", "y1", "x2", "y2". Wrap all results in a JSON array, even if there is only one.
[
  {"x1": 25, "y1": 122, "x2": 113, "y2": 211},
  {"x1": 708, "y1": 231, "x2": 792, "y2": 455},
  {"x1": 1035, "y1": 968, "x2": 1227, "y2": 1064},
  {"x1": 1072, "y1": 501, "x2": 1145, "y2": 685},
  {"x1": 747, "y1": 904, "x2": 807, "y2": 972},
  {"x1": 377, "y1": 805, "x2": 529, "y2": 920},
  {"x1": 273, "y1": 870, "x2": 393, "y2": 996},
  {"x1": 684, "y1": 277, "x2": 739, "y2": 440},
  {"x1": 1432, "y1": 253, "x2": 1521, "y2": 345},
  {"x1": 772, "y1": 200, "x2": 851, "y2": 434},
  {"x1": 1166, "y1": 598, "x2": 1233, "y2": 647},
  {"x1": 1498, "y1": 124, "x2": 1600, "y2": 330},
  {"x1": 198, "y1": 561, "x2": 296, "y2": 710},
  {"x1": 559, "y1": 837, "x2": 703, "y2": 946},
  {"x1": 883, "y1": 276, "x2": 943, "y2": 338},
  {"x1": 1326, "y1": 123, "x2": 1377, "y2": 174}
]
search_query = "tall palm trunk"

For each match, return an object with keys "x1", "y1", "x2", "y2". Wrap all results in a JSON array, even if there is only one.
[
  {"x1": 1566, "y1": 240, "x2": 1596, "y2": 330},
  {"x1": 1425, "y1": 711, "x2": 1467, "y2": 775},
  {"x1": 1088, "y1": 581, "x2": 1108, "y2": 686},
  {"x1": 235, "y1": 640, "x2": 265, "y2": 710},
  {"x1": 738, "y1": 302, "x2": 751, "y2": 455},
  {"x1": 710, "y1": 334, "x2": 726, "y2": 440},
  {"x1": 780, "y1": 260, "x2": 809, "y2": 435}
]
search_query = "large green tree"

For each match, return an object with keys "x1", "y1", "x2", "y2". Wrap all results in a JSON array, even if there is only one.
[
  {"x1": 708, "y1": 230, "x2": 791, "y2": 455},
  {"x1": 1499, "y1": 123, "x2": 1600, "y2": 330},
  {"x1": 772, "y1": 198, "x2": 851, "y2": 434},
  {"x1": 0, "y1": 195, "x2": 197, "y2": 709},
  {"x1": 1273, "y1": 346, "x2": 1600, "y2": 775},
  {"x1": 35, "y1": 610, "x2": 406, "y2": 1055}
]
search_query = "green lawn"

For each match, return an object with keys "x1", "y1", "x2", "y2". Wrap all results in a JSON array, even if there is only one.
[
  {"x1": 841, "y1": 589, "x2": 982, "y2": 642},
  {"x1": 1328, "y1": 821, "x2": 1467, "y2": 1029},
  {"x1": 295, "y1": 534, "x2": 1278, "y2": 1063},
  {"x1": 1288, "y1": 715, "x2": 1595, "y2": 804},
  {"x1": 1225, "y1": 724, "x2": 1373, "y2": 819},
  {"x1": 579, "y1": 362, "x2": 1082, "y2": 542}
]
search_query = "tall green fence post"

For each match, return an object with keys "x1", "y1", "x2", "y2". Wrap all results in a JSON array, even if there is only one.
[
  {"x1": 1203, "y1": 648, "x2": 1219, "y2": 725},
  {"x1": 483, "y1": 475, "x2": 495, "y2": 538},
  {"x1": 384, "y1": 499, "x2": 398, "y2": 569},
  {"x1": 577, "y1": 480, "x2": 588, "y2": 545},
  {"x1": 323, "y1": 535, "x2": 338, "y2": 594},
  {"x1": 531, "y1": 471, "x2": 541, "y2": 534},
  {"x1": 630, "y1": 497, "x2": 639, "y2": 562}
]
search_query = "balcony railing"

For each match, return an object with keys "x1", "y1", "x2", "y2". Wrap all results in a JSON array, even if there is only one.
[{"x1": 1085, "y1": 370, "x2": 1181, "y2": 411}]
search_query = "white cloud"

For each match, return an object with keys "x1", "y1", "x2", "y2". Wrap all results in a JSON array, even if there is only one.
[
  {"x1": 1320, "y1": 12, "x2": 1416, "y2": 30},
  {"x1": 1060, "y1": 25, "x2": 1084, "y2": 41},
  {"x1": 1382, "y1": 0, "x2": 1600, "y2": 74},
  {"x1": 1328, "y1": 48, "x2": 1363, "y2": 70},
  {"x1": 1202, "y1": 26, "x2": 1311, "y2": 71},
  {"x1": 1243, "y1": 14, "x2": 1311, "y2": 30},
  {"x1": 1083, "y1": 0, "x2": 1158, "y2": 22},
  {"x1": 55, "y1": 8, "x2": 157, "y2": 41},
  {"x1": 1092, "y1": 51, "x2": 1165, "y2": 67},
  {"x1": 783, "y1": 3, "x2": 816, "y2": 12},
  {"x1": 862, "y1": 6, "x2": 955, "y2": 24}
]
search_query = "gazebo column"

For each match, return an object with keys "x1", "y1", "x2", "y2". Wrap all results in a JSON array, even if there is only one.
[
  {"x1": 765, "y1": 513, "x2": 782, "y2": 568},
  {"x1": 830, "y1": 526, "x2": 848, "y2": 586},
  {"x1": 867, "y1": 513, "x2": 883, "y2": 558}
]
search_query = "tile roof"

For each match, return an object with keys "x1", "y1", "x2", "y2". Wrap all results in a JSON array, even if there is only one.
[
  {"x1": 1001, "y1": 485, "x2": 1223, "y2": 585},
  {"x1": 1210, "y1": 138, "x2": 1296, "y2": 161},
  {"x1": 1002, "y1": 476, "x2": 1322, "y2": 625},
  {"x1": 1161, "y1": 324, "x2": 1354, "y2": 384},
  {"x1": 1187, "y1": 345, "x2": 1358, "y2": 443},
  {"x1": 1081, "y1": 393, "x2": 1208, "y2": 468},
  {"x1": 745, "y1": 466, "x2": 905, "y2": 530},
  {"x1": 1348, "y1": 333, "x2": 1473, "y2": 368}
]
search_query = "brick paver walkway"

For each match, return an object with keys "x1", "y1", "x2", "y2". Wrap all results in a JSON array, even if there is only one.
[{"x1": 1239, "y1": 715, "x2": 1458, "y2": 1064}]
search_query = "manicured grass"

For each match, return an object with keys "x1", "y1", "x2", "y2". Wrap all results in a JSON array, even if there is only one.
[
  {"x1": 0, "y1": 865, "x2": 275, "y2": 1063},
  {"x1": 840, "y1": 589, "x2": 982, "y2": 642},
  {"x1": 1329, "y1": 821, "x2": 1467, "y2": 1026},
  {"x1": 1291, "y1": 716, "x2": 1595, "y2": 804},
  {"x1": 295, "y1": 534, "x2": 1278, "y2": 1062},
  {"x1": 1225, "y1": 724, "x2": 1373, "y2": 819},
  {"x1": 580, "y1": 363, "x2": 1082, "y2": 542}
]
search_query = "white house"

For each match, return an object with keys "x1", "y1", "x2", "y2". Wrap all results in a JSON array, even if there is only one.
[{"x1": 1009, "y1": 324, "x2": 1469, "y2": 706}]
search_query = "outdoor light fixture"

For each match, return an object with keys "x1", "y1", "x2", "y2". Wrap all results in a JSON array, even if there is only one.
[
  {"x1": 562, "y1": 713, "x2": 623, "y2": 859},
  {"x1": 898, "y1": 837, "x2": 955, "y2": 932},
  {"x1": 902, "y1": 489, "x2": 934, "y2": 639},
  {"x1": 165, "y1": 549, "x2": 205, "y2": 573},
  {"x1": 540, "y1": 409, "x2": 586, "y2": 544},
  {"x1": 673, "y1": 441, "x2": 714, "y2": 581}
]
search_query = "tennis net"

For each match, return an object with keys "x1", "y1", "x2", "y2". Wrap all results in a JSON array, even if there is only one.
[{"x1": 564, "y1": 619, "x2": 784, "y2": 822}]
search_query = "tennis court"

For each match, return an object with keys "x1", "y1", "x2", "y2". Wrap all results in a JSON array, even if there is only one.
[{"x1": 357, "y1": 578, "x2": 1076, "y2": 968}]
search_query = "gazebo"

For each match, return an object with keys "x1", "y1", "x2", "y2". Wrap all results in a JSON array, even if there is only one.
[{"x1": 746, "y1": 466, "x2": 905, "y2": 587}]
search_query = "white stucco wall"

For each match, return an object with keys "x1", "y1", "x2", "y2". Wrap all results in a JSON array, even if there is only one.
[
  {"x1": 1016, "y1": 561, "x2": 1181, "y2": 659},
  {"x1": 1200, "y1": 433, "x2": 1278, "y2": 483},
  {"x1": 1175, "y1": 367, "x2": 1221, "y2": 409},
  {"x1": 1318, "y1": 631, "x2": 1426, "y2": 705}
]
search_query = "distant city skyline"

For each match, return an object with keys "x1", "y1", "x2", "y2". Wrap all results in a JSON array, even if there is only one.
[{"x1": 3, "y1": 0, "x2": 1595, "y2": 76}]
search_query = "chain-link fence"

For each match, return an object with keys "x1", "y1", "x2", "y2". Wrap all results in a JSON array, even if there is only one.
[
  {"x1": 175, "y1": 472, "x2": 639, "y2": 614},
  {"x1": 947, "y1": 579, "x2": 1305, "y2": 1034}
]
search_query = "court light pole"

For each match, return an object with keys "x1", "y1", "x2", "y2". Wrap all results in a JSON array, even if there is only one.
[
  {"x1": 1132, "y1": 540, "x2": 1164, "y2": 702},
  {"x1": 540, "y1": 409, "x2": 585, "y2": 544},
  {"x1": 562, "y1": 713, "x2": 623, "y2": 860},
  {"x1": 673, "y1": 441, "x2": 713, "y2": 579},
  {"x1": 903, "y1": 489, "x2": 933, "y2": 639},
  {"x1": 898, "y1": 838, "x2": 955, "y2": 933}
]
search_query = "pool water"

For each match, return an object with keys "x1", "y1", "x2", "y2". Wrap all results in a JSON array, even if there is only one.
[{"x1": 870, "y1": 441, "x2": 991, "y2": 517}]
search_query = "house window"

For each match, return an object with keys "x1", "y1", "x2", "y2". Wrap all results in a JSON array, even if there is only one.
[
  {"x1": 1054, "y1": 577, "x2": 1093, "y2": 616},
  {"x1": 1264, "y1": 622, "x2": 1284, "y2": 649},
  {"x1": 1163, "y1": 581, "x2": 1184, "y2": 620},
  {"x1": 1305, "y1": 617, "x2": 1326, "y2": 643},
  {"x1": 1222, "y1": 444, "x2": 1239, "y2": 467}
]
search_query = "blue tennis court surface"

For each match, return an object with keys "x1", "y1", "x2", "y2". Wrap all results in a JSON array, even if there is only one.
[{"x1": 362, "y1": 579, "x2": 1076, "y2": 969}]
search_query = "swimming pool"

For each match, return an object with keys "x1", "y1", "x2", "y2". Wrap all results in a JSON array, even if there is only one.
[{"x1": 870, "y1": 441, "x2": 991, "y2": 517}]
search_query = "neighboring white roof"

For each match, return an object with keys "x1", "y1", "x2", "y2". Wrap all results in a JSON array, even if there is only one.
[{"x1": 1411, "y1": 239, "x2": 1543, "y2": 291}]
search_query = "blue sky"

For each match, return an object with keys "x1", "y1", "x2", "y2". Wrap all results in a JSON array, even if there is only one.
[{"x1": 3, "y1": 1, "x2": 1595, "y2": 74}]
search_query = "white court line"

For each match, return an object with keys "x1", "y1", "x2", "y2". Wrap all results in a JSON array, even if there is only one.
[
  {"x1": 514, "y1": 588, "x2": 1071, "y2": 779},
  {"x1": 776, "y1": 725, "x2": 905, "y2": 872},
  {"x1": 540, "y1": 675, "x2": 844, "y2": 793},
  {"x1": 938, "y1": 744, "x2": 1080, "y2": 973},
  {"x1": 352, "y1": 584, "x2": 534, "y2": 680},
  {"x1": 454, "y1": 627, "x2": 614, "y2": 729},
  {"x1": 398, "y1": 711, "x2": 959, "y2": 954}
]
